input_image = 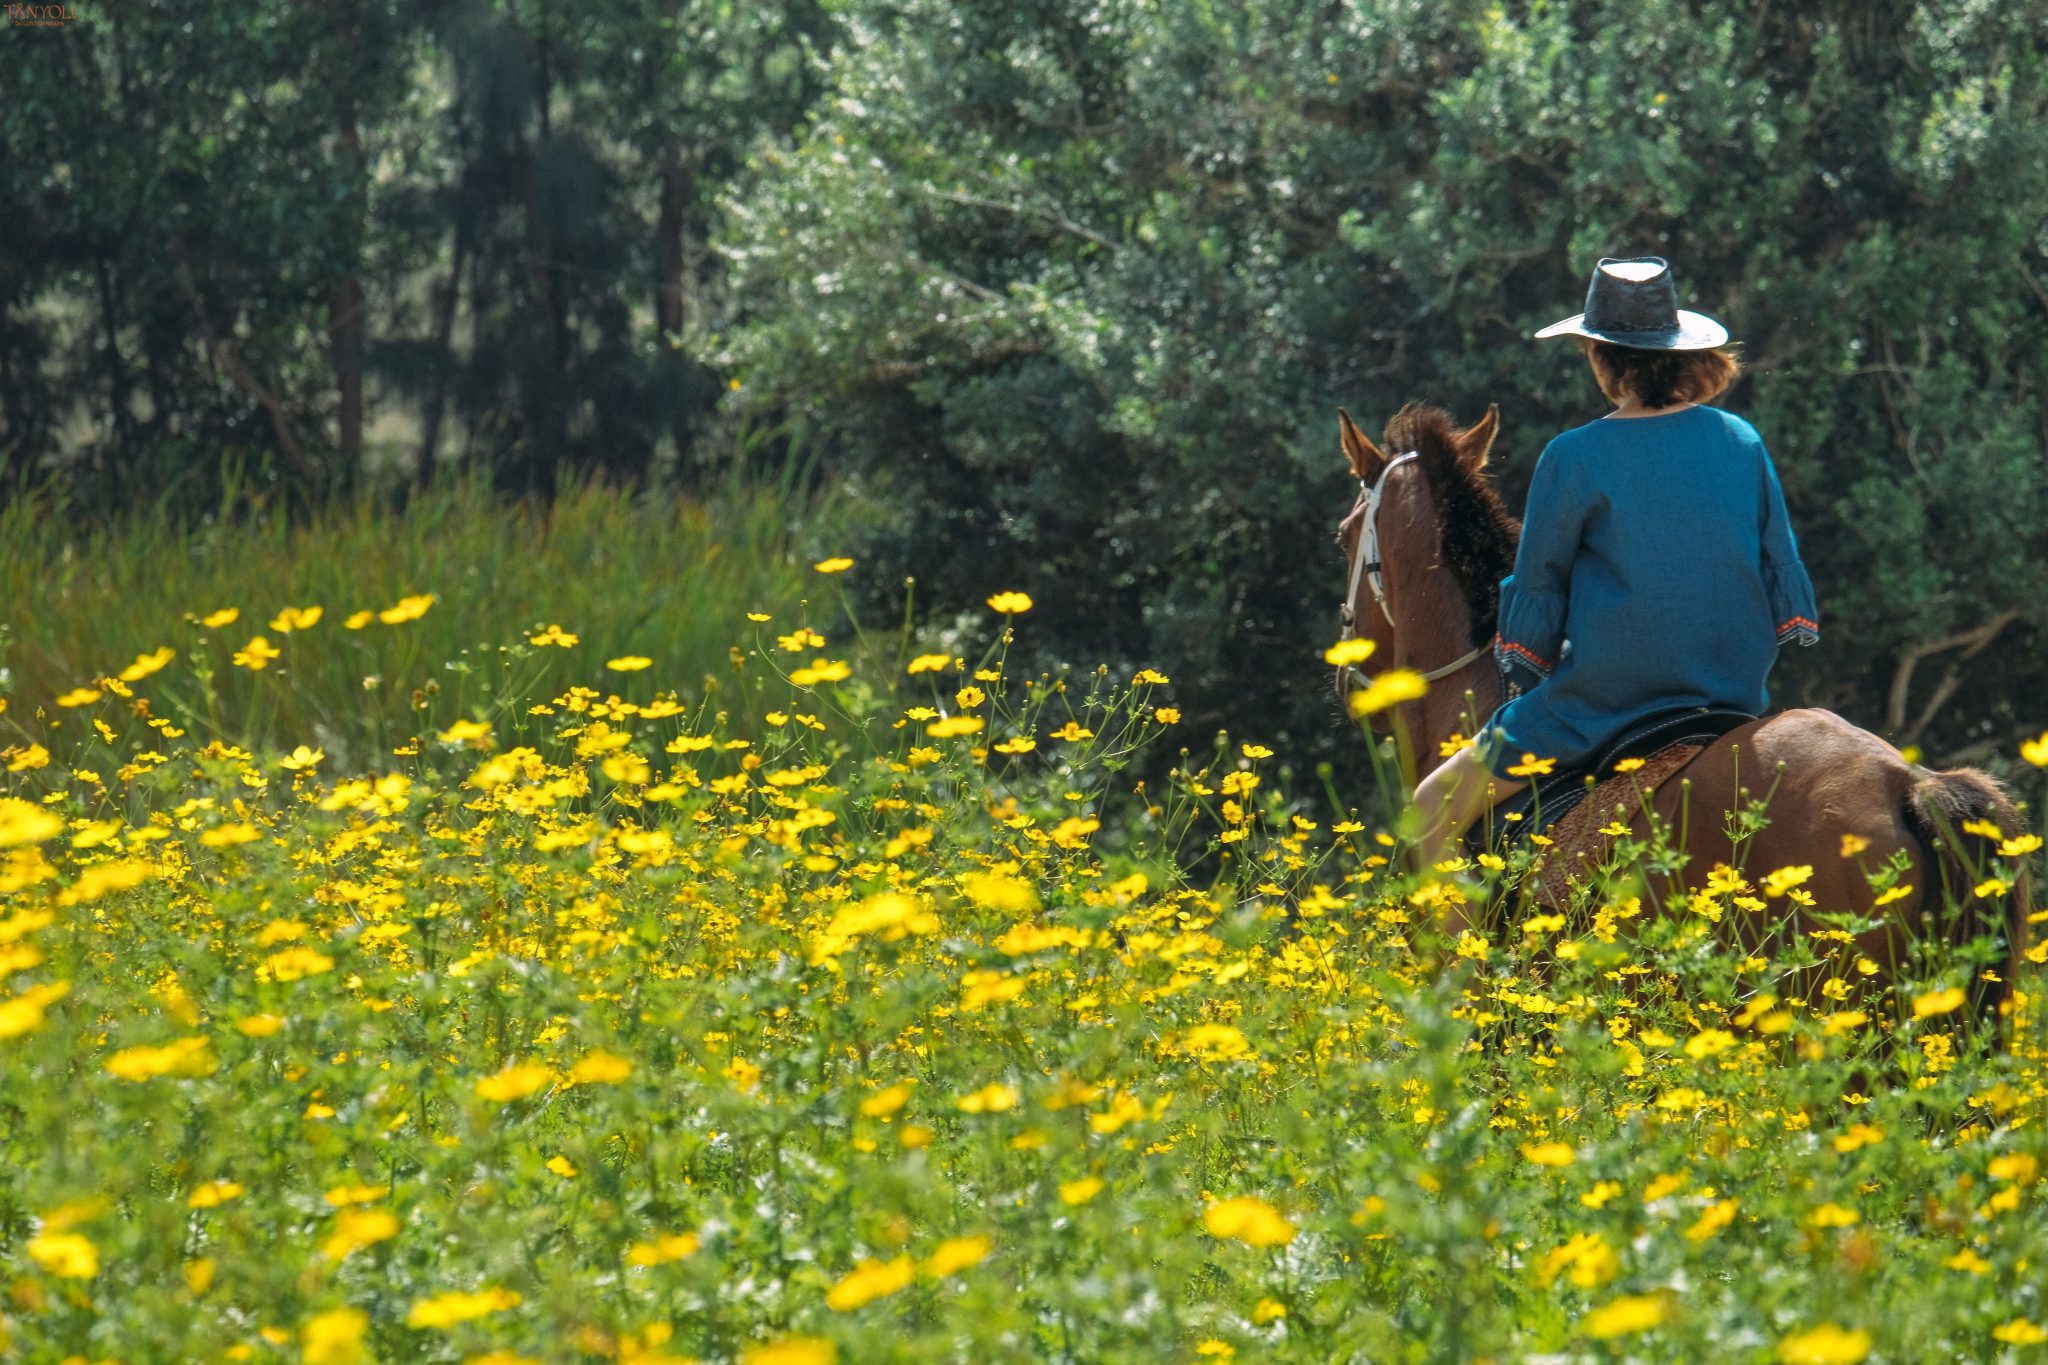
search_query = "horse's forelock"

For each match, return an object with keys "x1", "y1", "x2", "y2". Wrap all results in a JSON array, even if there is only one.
[{"x1": 1379, "y1": 403, "x2": 1458, "y2": 467}]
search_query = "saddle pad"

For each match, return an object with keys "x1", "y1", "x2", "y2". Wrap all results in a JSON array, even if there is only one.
[
  {"x1": 1468, "y1": 706, "x2": 1756, "y2": 858},
  {"x1": 1522, "y1": 740, "x2": 1706, "y2": 904}
]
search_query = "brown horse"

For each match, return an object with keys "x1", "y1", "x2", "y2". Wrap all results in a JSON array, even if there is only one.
[{"x1": 1333, "y1": 402, "x2": 2032, "y2": 1019}]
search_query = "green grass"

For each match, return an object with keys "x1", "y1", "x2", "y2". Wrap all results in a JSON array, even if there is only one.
[{"x1": 0, "y1": 470, "x2": 845, "y2": 769}]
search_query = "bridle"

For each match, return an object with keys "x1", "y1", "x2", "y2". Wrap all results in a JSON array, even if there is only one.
[{"x1": 1336, "y1": 450, "x2": 1491, "y2": 694}]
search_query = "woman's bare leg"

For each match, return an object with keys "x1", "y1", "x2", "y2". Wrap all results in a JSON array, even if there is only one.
[
  {"x1": 1409, "y1": 744, "x2": 1525, "y2": 871},
  {"x1": 1405, "y1": 745, "x2": 1524, "y2": 949}
]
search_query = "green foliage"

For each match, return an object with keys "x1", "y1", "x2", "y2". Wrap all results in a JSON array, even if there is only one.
[
  {"x1": 720, "y1": 0, "x2": 2048, "y2": 767},
  {"x1": 1, "y1": 0, "x2": 834, "y2": 501},
  {"x1": 7, "y1": 0, "x2": 2046, "y2": 772}
]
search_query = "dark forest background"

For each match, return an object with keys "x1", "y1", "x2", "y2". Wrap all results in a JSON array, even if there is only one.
[{"x1": 5, "y1": 0, "x2": 2044, "y2": 770}]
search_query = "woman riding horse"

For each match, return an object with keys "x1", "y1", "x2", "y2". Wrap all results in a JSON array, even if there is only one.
[
  {"x1": 1414, "y1": 256, "x2": 1816, "y2": 864},
  {"x1": 1333, "y1": 257, "x2": 2030, "y2": 1018}
]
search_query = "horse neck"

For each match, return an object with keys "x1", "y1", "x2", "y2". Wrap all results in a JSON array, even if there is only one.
[{"x1": 1386, "y1": 516, "x2": 1506, "y2": 771}]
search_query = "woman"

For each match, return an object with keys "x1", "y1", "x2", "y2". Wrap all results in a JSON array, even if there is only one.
[{"x1": 1410, "y1": 256, "x2": 1821, "y2": 866}]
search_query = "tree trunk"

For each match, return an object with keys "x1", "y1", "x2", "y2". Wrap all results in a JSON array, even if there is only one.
[
  {"x1": 656, "y1": 136, "x2": 693, "y2": 481},
  {"x1": 95, "y1": 257, "x2": 134, "y2": 470},
  {"x1": 331, "y1": 108, "x2": 366, "y2": 486},
  {"x1": 524, "y1": 3, "x2": 563, "y2": 496},
  {"x1": 417, "y1": 221, "x2": 467, "y2": 488}
]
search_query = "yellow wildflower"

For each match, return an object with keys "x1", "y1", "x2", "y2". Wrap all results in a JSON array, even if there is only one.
[
  {"x1": 0, "y1": 799, "x2": 62, "y2": 849},
  {"x1": 118, "y1": 646, "x2": 176, "y2": 681},
  {"x1": 188, "y1": 1180, "x2": 245, "y2": 1209},
  {"x1": 233, "y1": 636, "x2": 281, "y2": 670},
  {"x1": 1583, "y1": 1294, "x2": 1667, "y2": 1339},
  {"x1": 265, "y1": 946, "x2": 335, "y2": 981},
  {"x1": 743, "y1": 1340, "x2": 836, "y2": 1365},
  {"x1": 280, "y1": 745, "x2": 325, "y2": 771},
  {"x1": 1202, "y1": 1196, "x2": 1295, "y2": 1248},
  {"x1": 27, "y1": 1230, "x2": 100, "y2": 1279},
  {"x1": 300, "y1": 1307, "x2": 367, "y2": 1365},
  {"x1": 322, "y1": 1208, "x2": 400, "y2": 1260},
  {"x1": 567, "y1": 1050, "x2": 634, "y2": 1085},
  {"x1": 1806, "y1": 1203, "x2": 1859, "y2": 1228},
  {"x1": 1348, "y1": 669, "x2": 1427, "y2": 716},
  {"x1": 1686, "y1": 1198, "x2": 1738, "y2": 1242},
  {"x1": 625, "y1": 1232, "x2": 700, "y2": 1268},
  {"x1": 269, "y1": 605, "x2": 322, "y2": 633},
  {"x1": 922, "y1": 1236, "x2": 991, "y2": 1278},
  {"x1": 956, "y1": 1083, "x2": 1018, "y2": 1114},
  {"x1": 104, "y1": 1035, "x2": 215, "y2": 1081},
  {"x1": 825, "y1": 1256, "x2": 915, "y2": 1310},
  {"x1": 1774, "y1": 1323, "x2": 1872, "y2": 1363},
  {"x1": 377, "y1": 594, "x2": 436, "y2": 624},
  {"x1": 475, "y1": 1062, "x2": 553, "y2": 1103},
  {"x1": 1912, "y1": 986, "x2": 1965, "y2": 1019},
  {"x1": 405, "y1": 1287, "x2": 520, "y2": 1329}
]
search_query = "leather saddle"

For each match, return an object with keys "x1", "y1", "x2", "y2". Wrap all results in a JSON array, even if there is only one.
[{"x1": 1464, "y1": 705, "x2": 1757, "y2": 858}]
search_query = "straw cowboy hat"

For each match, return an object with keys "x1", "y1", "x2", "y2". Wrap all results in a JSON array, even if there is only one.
[{"x1": 1534, "y1": 255, "x2": 1729, "y2": 350}]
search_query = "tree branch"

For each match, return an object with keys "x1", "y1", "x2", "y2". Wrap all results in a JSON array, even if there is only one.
[
  {"x1": 1886, "y1": 607, "x2": 2021, "y2": 740},
  {"x1": 920, "y1": 185, "x2": 1122, "y2": 256},
  {"x1": 171, "y1": 241, "x2": 321, "y2": 483}
]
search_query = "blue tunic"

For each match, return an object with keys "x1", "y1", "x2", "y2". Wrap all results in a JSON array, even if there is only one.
[{"x1": 1477, "y1": 404, "x2": 1820, "y2": 781}]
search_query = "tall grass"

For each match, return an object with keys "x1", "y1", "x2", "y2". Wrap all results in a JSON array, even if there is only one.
[{"x1": 0, "y1": 469, "x2": 846, "y2": 769}]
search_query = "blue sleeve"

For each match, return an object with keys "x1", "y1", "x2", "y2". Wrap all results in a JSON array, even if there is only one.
[
  {"x1": 1493, "y1": 438, "x2": 1585, "y2": 689},
  {"x1": 1759, "y1": 446, "x2": 1819, "y2": 647}
]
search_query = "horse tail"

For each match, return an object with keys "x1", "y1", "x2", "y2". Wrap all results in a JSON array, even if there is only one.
[{"x1": 1900, "y1": 765, "x2": 2032, "y2": 1029}]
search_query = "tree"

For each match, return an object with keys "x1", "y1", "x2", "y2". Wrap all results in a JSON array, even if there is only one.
[
  {"x1": 720, "y1": 0, "x2": 2048, "y2": 768},
  {"x1": 0, "y1": 0, "x2": 836, "y2": 505}
]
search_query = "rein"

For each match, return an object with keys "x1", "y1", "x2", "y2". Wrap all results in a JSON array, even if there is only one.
[{"x1": 1337, "y1": 451, "x2": 1490, "y2": 691}]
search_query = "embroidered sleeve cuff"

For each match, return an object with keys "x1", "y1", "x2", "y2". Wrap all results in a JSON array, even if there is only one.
[
  {"x1": 1775, "y1": 616, "x2": 1819, "y2": 647},
  {"x1": 1493, "y1": 634, "x2": 1555, "y2": 678},
  {"x1": 1763, "y1": 558, "x2": 1820, "y2": 648},
  {"x1": 1495, "y1": 573, "x2": 1565, "y2": 678}
]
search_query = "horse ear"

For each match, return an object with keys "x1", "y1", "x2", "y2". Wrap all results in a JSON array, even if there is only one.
[
  {"x1": 1457, "y1": 404, "x2": 1500, "y2": 470},
  {"x1": 1338, "y1": 407, "x2": 1386, "y2": 480}
]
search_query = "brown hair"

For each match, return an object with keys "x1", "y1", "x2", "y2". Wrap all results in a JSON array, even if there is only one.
[{"x1": 1578, "y1": 338, "x2": 1740, "y2": 409}]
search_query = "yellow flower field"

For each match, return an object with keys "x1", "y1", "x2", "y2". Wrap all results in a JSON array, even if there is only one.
[{"x1": 2, "y1": 565, "x2": 2045, "y2": 1363}]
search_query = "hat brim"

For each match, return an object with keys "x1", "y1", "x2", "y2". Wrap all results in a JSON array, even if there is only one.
[{"x1": 1533, "y1": 308, "x2": 1729, "y2": 350}]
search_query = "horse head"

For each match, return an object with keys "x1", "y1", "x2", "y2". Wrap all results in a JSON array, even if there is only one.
[{"x1": 1333, "y1": 403, "x2": 1515, "y2": 759}]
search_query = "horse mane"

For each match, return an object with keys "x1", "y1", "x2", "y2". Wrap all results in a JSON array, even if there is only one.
[{"x1": 1381, "y1": 403, "x2": 1521, "y2": 642}]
